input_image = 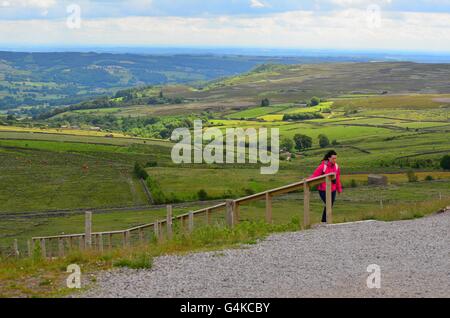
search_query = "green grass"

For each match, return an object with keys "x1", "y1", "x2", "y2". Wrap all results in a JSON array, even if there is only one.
[
  {"x1": 224, "y1": 106, "x2": 290, "y2": 119},
  {"x1": 0, "y1": 136, "x2": 174, "y2": 213},
  {"x1": 281, "y1": 102, "x2": 334, "y2": 115},
  {"x1": 113, "y1": 251, "x2": 153, "y2": 269}
]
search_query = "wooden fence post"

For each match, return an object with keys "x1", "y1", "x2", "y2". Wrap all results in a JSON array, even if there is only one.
[
  {"x1": 40, "y1": 239, "x2": 46, "y2": 259},
  {"x1": 205, "y1": 209, "x2": 211, "y2": 225},
  {"x1": 226, "y1": 200, "x2": 235, "y2": 228},
  {"x1": 123, "y1": 231, "x2": 130, "y2": 247},
  {"x1": 303, "y1": 181, "x2": 310, "y2": 229},
  {"x1": 79, "y1": 236, "x2": 84, "y2": 250},
  {"x1": 265, "y1": 192, "x2": 273, "y2": 224},
  {"x1": 166, "y1": 205, "x2": 173, "y2": 240},
  {"x1": 154, "y1": 221, "x2": 160, "y2": 241},
  {"x1": 98, "y1": 234, "x2": 103, "y2": 253},
  {"x1": 108, "y1": 233, "x2": 113, "y2": 250},
  {"x1": 68, "y1": 237, "x2": 74, "y2": 250},
  {"x1": 13, "y1": 239, "x2": 19, "y2": 258},
  {"x1": 85, "y1": 211, "x2": 92, "y2": 249},
  {"x1": 326, "y1": 175, "x2": 333, "y2": 224},
  {"x1": 181, "y1": 215, "x2": 187, "y2": 231},
  {"x1": 188, "y1": 211, "x2": 194, "y2": 233},
  {"x1": 139, "y1": 228, "x2": 144, "y2": 243},
  {"x1": 27, "y1": 240, "x2": 33, "y2": 258},
  {"x1": 234, "y1": 202, "x2": 240, "y2": 225},
  {"x1": 58, "y1": 238, "x2": 64, "y2": 257}
]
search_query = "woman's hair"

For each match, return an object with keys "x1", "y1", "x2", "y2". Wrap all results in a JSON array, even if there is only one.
[{"x1": 323, "y1": 150, "x2": 337, "y2": 161}]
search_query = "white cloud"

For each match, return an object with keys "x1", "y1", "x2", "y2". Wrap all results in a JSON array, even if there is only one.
[
  {"x1": 330, "y1": 0, "x2": 392, "y2": 7},
  {"x1": 250, "y1": 0, "x2": 267, "y2": 8},
  {"x1": 2, "y1": 0, "x2": 56, "y2": 8},
  {"x1": 1, "y1": 9, "x2": 450, "y2": 52}
]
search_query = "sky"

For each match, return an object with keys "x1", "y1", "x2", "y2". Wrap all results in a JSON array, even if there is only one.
[{"x1": 1, "y1": 0, "x2": 450, "y2": 53}]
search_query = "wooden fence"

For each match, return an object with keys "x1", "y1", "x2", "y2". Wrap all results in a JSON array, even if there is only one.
[{"x1": 16, "y1": 173, "x2": 335, "y2": 259}]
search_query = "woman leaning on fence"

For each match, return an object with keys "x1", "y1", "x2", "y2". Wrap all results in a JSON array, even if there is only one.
[{"x1": 309, "y1": 150, "x2": 342, "y2": 223}]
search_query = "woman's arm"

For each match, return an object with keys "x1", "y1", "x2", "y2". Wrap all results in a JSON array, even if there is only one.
[{"x1": 309, "y1": 162, "x2": 324, "y2": 179}]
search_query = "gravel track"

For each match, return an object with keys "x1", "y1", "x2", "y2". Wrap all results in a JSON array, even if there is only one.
[{"x1": 81, "y1": 211, "x2": 450, "y2": 298}]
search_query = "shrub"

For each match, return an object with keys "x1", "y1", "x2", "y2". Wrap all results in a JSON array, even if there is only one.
[
  {"x1": 147, "y1": 178, "x2": 167, "y2": 204},
  {"x1": 134, "y1": 162, "x2": 149, "y2": 179},
  {"x1": 319, "y1": 134, "x2": 330, "y2": 148},
  {"x1": 350, "y1": 179, "x2": 357, "y2": 188},
  {"x1": 280, "y1": 137, "x2": 294, "y2": 152},
  {"x1": 197, "y1": 189, "x2": 208, "y2": 201},
  {"x1": 425, "y1": 175, "x2": 434, "y2": 181},
  {"x1": 261, "y1": 98, "x2": 270, "y2": 107},
  {"x1": 293, "y1": 134, "x2": 313, "y2": 151},
  {"x1": 440, "y1": 155, "x2": 450, "y2": 170},
  {"x1": 309, "y1": 96, "x2": 321, "y2": 106},
  {"x1": 283, "y1": 112, "x2": 323, "y2": 121}
]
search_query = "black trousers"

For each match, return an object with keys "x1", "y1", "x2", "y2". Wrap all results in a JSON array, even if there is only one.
[{"x1": 319, "y1": 190, "x2": 336, "y2": 222}]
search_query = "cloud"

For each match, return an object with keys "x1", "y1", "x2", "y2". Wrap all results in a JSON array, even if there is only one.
[
  {"x1": 330, "y1": 0, "x2": 392, "y2": 6},
  {"x1": 250, "y1": 0, "x2": 267, "y2": 8},
  {"x1": 2, "y1": 0, "x2": 56, "y2": 8},
  {"x1": 1, "y1": 9, "x2": 450, "y2": 53}
]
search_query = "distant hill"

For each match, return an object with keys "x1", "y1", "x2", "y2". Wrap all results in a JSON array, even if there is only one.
[
  {"x1": 85, "y1": 61, "x2": 450, "y2": 107},
  {"x1": 0, "y1": 51, "x2": 377, "y2": 110},
  {"x1": 33, "y1": 61, "x2": 450, "y2": 121},
  {"x1": 176, "y1": 61, "x2": 450, "y2": 104}
]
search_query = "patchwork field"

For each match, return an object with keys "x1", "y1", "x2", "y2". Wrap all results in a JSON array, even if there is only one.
[{"x1": 1, "y1": 62, "x2": 449, "y2": 266}]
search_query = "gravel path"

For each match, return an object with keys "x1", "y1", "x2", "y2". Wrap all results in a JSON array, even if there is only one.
[{"x1": 81, "y1": 211, "x2": 450, "y2": 298}]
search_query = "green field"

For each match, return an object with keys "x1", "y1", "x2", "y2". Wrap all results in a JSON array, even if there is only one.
[
  {"x1": 0, "y1": 61, "x2": 449, "y2": 257},
  {"x1": 0, "y1": 133, "x2": 175, "y2": 213}
]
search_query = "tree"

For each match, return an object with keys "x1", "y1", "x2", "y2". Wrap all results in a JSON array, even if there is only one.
[
  {"x1": 280, "y1": 137, "x2": 294, "y2": 152},
  {"x1": 441, "y1": 155, "x2": 450, "y2": 170},
  {"x1": 159, "y1": 90, "x2": 164, "y2": 98},
  {"x1": 261, "y1": 98, "x2": 270, "y2": 107},
  {"x1": 134, "y1": 162, "x2": 149, "y2": 179},
  {"x1": 309, "y1": 96, "x2": 321, "y2": 106},
  {"x1": 198, "y1": 189, "x2": 208, "y2": 201},
  {"x1": 319, "y1": 134, "x2": 330, "y2": 148},
  {"x1": 293, "y1": 134, "x2": 312, "y2": 151}
]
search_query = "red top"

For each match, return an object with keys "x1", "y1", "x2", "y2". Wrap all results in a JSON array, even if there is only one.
[{"x1": 309, "y1": 160, "x2": 343, "y2": 193}]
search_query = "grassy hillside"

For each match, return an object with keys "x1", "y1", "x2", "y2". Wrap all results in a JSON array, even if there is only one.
[
  {"x1": 0, "y1": 52, "x2": 334, "y2": 110},
  {"x1": 0, "y1": 61, "x2": 449, "y2": 266},
  {"x1": 38, "y1": 62, "x2": 450, "y2": 122},
  {"x1": 0, "y1": 131, "x2": 174, "y2": 213}
]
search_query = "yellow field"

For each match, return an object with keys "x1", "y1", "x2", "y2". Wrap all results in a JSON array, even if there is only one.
[{"x1": 0, "y1": 125, "x2": 129, "y2": 138}]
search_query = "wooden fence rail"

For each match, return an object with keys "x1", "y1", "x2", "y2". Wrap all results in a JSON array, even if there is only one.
[{"x1": 24, "y1": 173, "x2": 335, "y2": 258}]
